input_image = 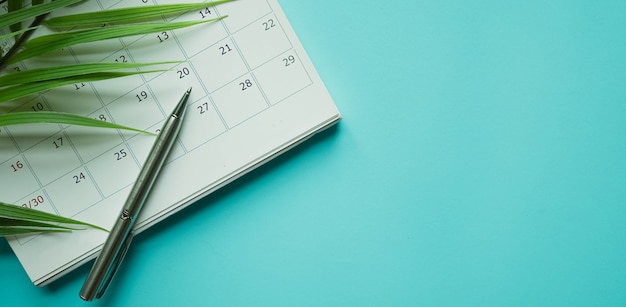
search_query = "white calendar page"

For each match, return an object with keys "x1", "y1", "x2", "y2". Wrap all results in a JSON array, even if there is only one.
[{"x1": 0, "y1": 0, "x2": 340, "y2": 286}]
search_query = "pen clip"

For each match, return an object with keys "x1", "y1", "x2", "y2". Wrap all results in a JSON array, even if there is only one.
[{"x1": 95, "y1": 230, "x2": 133, "y2": 299}]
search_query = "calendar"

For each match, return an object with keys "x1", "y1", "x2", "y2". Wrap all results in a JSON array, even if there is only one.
[{"x1": 0, "y1": 0, "x2": 340, "y2": 286}]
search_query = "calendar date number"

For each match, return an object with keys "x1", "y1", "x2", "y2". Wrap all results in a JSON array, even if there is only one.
[
  {"x1": 10, "y1": 160, "x2": 24, "y2": 172},
  {"x1": 22, "y1": 195, "x2": 44, "y2": 209}
]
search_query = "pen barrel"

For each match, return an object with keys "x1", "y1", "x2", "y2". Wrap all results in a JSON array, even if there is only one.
[
  {"x1": 124, "y1": 113, "x2": 184, "y2": 219},
  {"x1": 79, "y1": 121, "x2": 181, "y2": 301},
  {"x1": 79, "y1": 218, "x2": 133, "y2": 301},
  {"x1": 80, "y1": 89, "x2": 190, "y2": 301}
]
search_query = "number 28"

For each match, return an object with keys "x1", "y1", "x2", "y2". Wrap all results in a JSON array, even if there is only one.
[{"x1": 240, "y1": 79, "x2": 253, "y2": 91}]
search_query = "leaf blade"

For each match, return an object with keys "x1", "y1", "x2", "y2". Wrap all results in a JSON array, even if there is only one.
[
  {"x1": 0, "y1": 61, "x2": 179, "y2": 87},
  {"x1": 0, "y1": 27, "x2": 38, "y2": 42},
  {"x1": 0, "y1": 0, "x2": 83, "y2": 30},
  {"x1": 44, "y1": 0, "x2": 233, "y2": 29},
  {"x1": 0, "y1": 217, "x2": 75, "y2": 231},
  {"x1": 0, "y1": 111, "x2": 154, "y2": 134},
  {"x1": 0, "y1": 71, "x2": 165, "y2": 102},
  {"x1": 0, "y1": 202, "x2": 108, "y2": 237},
  {"x1": 9, "y1": 17, "x2": 226, "y2": 64},
  {"x1": 7, "y1": 0, "x2": 24, "y2": 33}
]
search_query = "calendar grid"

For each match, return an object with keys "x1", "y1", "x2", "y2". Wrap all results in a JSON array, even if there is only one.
[
  {"x1": 3, "y1": 0, "x2": 314, "y2": 238},
  {"x1": 2, "y1": 0, "x2": 340, "y2": 286}
]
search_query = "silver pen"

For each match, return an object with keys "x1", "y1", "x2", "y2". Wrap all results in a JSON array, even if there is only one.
[{"x1": 80, "y1": 87, "x2": 192, "y2": 301}]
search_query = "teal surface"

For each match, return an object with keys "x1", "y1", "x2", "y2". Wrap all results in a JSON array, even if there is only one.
[{"x1": 2, "y1": 0, "x2": 625, "y2": 305}]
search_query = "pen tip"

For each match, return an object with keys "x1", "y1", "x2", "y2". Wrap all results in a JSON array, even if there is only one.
[{"x1": 187, "y1": 87, "x2": 193, "y2": 93}]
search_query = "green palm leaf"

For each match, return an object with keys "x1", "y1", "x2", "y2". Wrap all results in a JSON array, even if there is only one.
[
  {"x1": 9, "y1": 17, "x2": 226, "y2": 64},
  {"x1": 0, "y1": 71, "x2": 167, "y2": 102},
  {"x1": 45, "y1": 0, "x2": 233, "y2": 29},
  {"x1": 0, "y1": 27, "x2": 38, "y2": 42},
  {"x1": 0, "y1": 111, "x2": 154, "y2": 134},
  {"x1": 0, "y1": 0, "x2": 82, "y2": 30},
  {"x1": 0, "y1": 217, "x2": 75, "y2": 235},
  {"x1": 0, "y1": 61, "x2": 179, "y2": 87},
  {"x1": 7, "y1": 0, "x2": 24, "y2": 33},
  {"x1": 0, "y1": 202, "x2": 108, "y2": 237}
]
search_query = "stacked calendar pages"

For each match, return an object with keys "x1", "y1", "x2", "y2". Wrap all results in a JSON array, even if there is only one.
[{"x1": 1, "y1": 0, "x2": 340, "y2": 286}]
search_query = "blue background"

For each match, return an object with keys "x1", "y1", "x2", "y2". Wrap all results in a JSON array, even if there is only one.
[{"x1": 2, "y1": 0, "x2": 626, "y2": 305}]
